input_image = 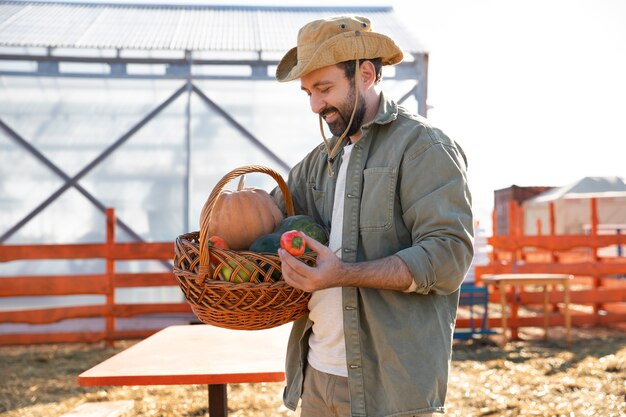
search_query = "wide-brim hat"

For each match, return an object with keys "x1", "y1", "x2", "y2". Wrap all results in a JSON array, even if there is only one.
[{"x1": 276, "y1": 15, "x2": 403, "y2": 82}]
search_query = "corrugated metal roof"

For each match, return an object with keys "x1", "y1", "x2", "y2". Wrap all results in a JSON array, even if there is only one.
[{"x1": 0, "y1": 2, "x2": 425, "y2": 53}]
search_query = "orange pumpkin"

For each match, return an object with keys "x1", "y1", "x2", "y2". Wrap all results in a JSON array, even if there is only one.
[{"x1": 203, "y1": 175, "x2": 284, "y2": 250}]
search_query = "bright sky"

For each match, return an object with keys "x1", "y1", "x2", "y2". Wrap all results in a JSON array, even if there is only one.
[
  {"x1": 390, "y1": 0, "x2": 626, "y2": 230},
  {"x1": 52, "y1": 0, "x2": 626, "y2": 229}
]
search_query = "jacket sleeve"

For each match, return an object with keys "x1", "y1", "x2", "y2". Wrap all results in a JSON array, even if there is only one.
[
  {"x1": 270, "y1": 155, "x2": 312, "y2": 217},
  {"x1": 395, "y1": 126, "x2": 474, "y2": 295}
]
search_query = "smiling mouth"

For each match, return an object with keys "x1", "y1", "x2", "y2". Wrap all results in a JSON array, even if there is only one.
[{"x1": 322, "y1": 109, "x2": 338, "y2": 121}]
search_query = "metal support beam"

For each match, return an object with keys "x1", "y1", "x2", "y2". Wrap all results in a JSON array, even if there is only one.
[
  {"x1": 166, "y1": 63, "x2": 191, "y2": 77},
  {"x1": 251, "y1": 64, "x2": 268, "y2": 79},
  {"x1": 394, "y1": 62, "x2": 418, "y2": 80},
  {"x1": 0, "y1": 118, "x2": 142, "y2": 243},
  {"x1": 183, "y1": 51, "x2": 193, "y2": 233},
  {"x1": 0, "y1": 84, "x2": 187, "y2": 243},
  {"x1": 0, "y1": 50, "x2": 427, "y2": 244},
  {"x1": 415, "y1": 53, "x2": 429, "y2": 117},
  {"x1": 397, "y1": 83, "x2": 418, "y2": 106},
  {"x1": 110, "y1": 63, "x2": 126, "y2": 76},
  {"x1": 0, "y1": 53, "x2": 422, "y2": 81},
  {"x1": 36, "y1": 61, "x2": 59, "y2": 75},
  {"x1": 184, "y1": 79, "x2": 192, "y2": 234},
  {"x1": 191, "y1": 84, "x2": 291, "y2": 172}
]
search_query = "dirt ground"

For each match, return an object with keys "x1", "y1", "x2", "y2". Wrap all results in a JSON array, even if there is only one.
[{"x1": 1, "y1": 326, "x2": 624, "y2": 417}]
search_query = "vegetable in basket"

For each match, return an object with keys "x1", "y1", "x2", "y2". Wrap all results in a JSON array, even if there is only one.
[
  {"x1": 203, "y1": 175, "x2": 284, "y2": 250},
  {"x1": 218, "y1": 259, "x2": 255, "y2": 283},
  {"x1": 280, "y1": 230, "x2": 306, "y2": 257}
]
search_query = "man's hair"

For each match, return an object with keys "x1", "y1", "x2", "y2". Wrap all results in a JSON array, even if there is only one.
[{"x1": 338, "y1": 58, "x2": 383, "y2": 84}]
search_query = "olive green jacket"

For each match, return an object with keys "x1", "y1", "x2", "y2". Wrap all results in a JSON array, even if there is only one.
[{"x1": 271, "y1": 93, "x2": 474, "y2": 417}]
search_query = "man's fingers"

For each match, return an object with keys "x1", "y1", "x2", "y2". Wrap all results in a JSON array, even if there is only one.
[
  {"x1": 279, "y1": 248, "x2": 313, "y2": 273},
  {"x1": 301, "y1": 233, "x2": 328, "y2": 253},
  {"x1": 278, "y1": 248, "x2": 316, "y2": 291}
]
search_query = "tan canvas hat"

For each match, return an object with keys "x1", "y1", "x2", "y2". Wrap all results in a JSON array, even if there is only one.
[{"x1": 276, "y1": 15, "x2": 403, "y2": 82}]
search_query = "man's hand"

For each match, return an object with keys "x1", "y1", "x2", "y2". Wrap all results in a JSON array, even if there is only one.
[
  {"x1": 279, "y1": 233, "x2": 415, "y2": 292},
  {"x1": 278, "y1": 233, "x2": 344, "y2": 292}
]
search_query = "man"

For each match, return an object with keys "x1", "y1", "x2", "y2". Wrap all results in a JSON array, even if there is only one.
[{"x1": 271, "y1": 15, "x2": 474, "y2": 417}]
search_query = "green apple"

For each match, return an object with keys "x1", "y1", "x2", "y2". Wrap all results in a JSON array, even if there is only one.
[{"x1": 219, "y1": 259, "x2": 255, "y2": 283}]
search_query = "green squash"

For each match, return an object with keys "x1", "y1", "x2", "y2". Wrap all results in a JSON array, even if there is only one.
[
  {"x1": 249, "y1": 232, "x2": 282, "y2": 254},
  {"x1": 277, "y1": 215, "x2": 329, "y2": 246}
]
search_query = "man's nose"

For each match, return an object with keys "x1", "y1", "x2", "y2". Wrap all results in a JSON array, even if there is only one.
[{"x1": 309, "y1": 94, "x2": 325, "y2": 114}]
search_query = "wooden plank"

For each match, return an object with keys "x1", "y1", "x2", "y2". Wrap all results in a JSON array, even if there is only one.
[
  {"x1": 475, "y1": 262, "x2": 626, "y2": 278},
  {"x1": 0, "y1": 241, "x2": 173, "y2": 262},
  {"x1": 484, "y1": 288, "x2": 626, "y2": 304},
  {"x1": 0, "y1": 329, "x2": 163, "y2": 346},
  {"x1": 0, "y1": 305, "x2": 106, "y2": 324},
  {"x1": 113, "y1": 272, "x2": 178, "y2": 287},
  {"x1": 489, "y1": 234, "x2": 625, "y2": 252},
  {"x1": 111, "y1": 242, "x2": 173, "y2": 260},
  {"x1": 490, "y1": 311, "x2": 626, "y2": 328},
  {"x1": 0, "y1": 331, "x2": 106, "y2": 345},
  {"x1": 112, "y1": 303, "x2": 191, "y2": 318},
  {"x1": 518, "y1": 288, "x2": 626, "y2": 304},
  {"x1": 0, "y1": 243, "x2": 106, "y2": 261},
  {"x1": 0, "y1": 275, "x2": 109, "y2": 296}
]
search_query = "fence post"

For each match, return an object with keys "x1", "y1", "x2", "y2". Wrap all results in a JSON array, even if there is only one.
[
  {"x1": 106, "y1": 208, "x2": 116, "y2": 346},
  {"x1": 490, "y1": 209, "x2": 497, "y2": 263},
  {"x1": 590, "y1": 198, "x2": 602, "y2": 316},
  {"x1": 547, "y1": 202, "x2": 557, "y2": 263},
  {"x1": 590, "y1": 197, "x2": 599, "y2": 261},
  {"x1": 516, "y1": 204, "x2": 526, "y2": 262},
  {"x1": 507, "y1": 201, "x2": 521, "y2": 339},
  {"x1": 508, "y1": 201, "x2": 519, "y2": 263},
  {"x1": 548, "y1": 202, "x2": 560, "y2": 312}
]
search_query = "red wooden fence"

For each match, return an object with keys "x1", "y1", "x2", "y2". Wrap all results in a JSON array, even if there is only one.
[
  {"x1": 2, "y1": 200, "x2": 625, "y2": 346},
  {"x1": 0, "y1": 208, "x2": 192, "y2": 345},
  {"x1": 474, "y1": 197, "x2": 626, "y2": 338}
]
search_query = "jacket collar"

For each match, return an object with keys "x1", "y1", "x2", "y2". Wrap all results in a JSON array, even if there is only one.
[{"x1": 364, "y1": 91, "x2": 398, "y2": 128}]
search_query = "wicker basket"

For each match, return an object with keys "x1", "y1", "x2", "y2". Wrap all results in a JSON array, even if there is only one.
[{"x1": 173, "y1": 165, "x2": 313, "y2": 330}]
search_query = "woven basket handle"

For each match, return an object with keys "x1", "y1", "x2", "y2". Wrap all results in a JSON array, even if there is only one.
[{"x1": 198, "y1": 165, "x2": 295, "y2": 278}]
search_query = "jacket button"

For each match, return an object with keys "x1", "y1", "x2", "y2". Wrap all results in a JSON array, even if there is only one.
[
  {"x1": 345, "y1": 305, "x2": 356, "y2": 310},
  {"x1": 349, "y1": 364, "x2": 360, "y2": 369}
]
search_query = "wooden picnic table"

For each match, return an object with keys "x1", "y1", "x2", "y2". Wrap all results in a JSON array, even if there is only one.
[{"x1": 78, "y1": 324, "x2": 291, "y2": 417}]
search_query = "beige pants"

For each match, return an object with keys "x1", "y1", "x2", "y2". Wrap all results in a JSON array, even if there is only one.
[
  {"x1": 300, "y1": 364, "x2": 351, "y2": 417},
  {"x1": 299, "y1": 364, "x2": 433, "y2": 417}
]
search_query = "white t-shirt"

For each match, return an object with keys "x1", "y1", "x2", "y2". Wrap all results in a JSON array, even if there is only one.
[{"x1": 307, "y1": 143, "x2": 354, "y2": 377}]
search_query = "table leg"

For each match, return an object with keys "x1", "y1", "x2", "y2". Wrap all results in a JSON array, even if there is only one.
[
  {"x1": 511, "y1": 286, "x2": 520, "y2": 340},
  {"x1": 543, "y1": 285, "x2": 549, "y2": 340},
  {"x1": 499, "y1": 284, "x2": 508, "y2": 346},
  {"x1": 208, "y1": 384, "x2": 227, "y2": 417},
  {"x1": 564, "y1": 280, "x2": 571, "y2": 347}
]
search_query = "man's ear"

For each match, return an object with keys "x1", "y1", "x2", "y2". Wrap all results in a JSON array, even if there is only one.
[{"x1": 358, "y1": 60, "x2": 377, "y2": 89}]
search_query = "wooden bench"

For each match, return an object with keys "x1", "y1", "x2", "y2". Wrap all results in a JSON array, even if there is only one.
[{"x1": 60, "y1": 400, "x2": 134, "y2": 417}]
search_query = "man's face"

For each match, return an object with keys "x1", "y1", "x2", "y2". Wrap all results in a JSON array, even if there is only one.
[{"x1": 300, "y1": 65, "x2": 366, "y2": 137}]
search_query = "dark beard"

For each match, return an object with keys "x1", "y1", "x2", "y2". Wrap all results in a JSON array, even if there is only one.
[
  {"x1": 347, "y1": 99, "x2": 366, "y2": 136},
  {"x1": 323, "y1": 89, "x2": 367, "y2": 137}
]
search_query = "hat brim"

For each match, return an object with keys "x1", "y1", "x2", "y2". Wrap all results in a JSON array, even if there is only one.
[{"x1": 276, "y1": 31, "x2": 403, "y2": 82}]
